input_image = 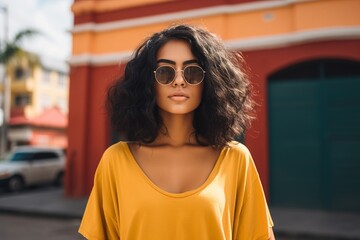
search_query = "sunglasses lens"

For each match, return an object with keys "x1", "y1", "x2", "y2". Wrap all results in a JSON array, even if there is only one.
[
  {"x1": 155, "y1": 66, "x2": 175, "y2": 84},
  {"x1": 184, "y1": 66, "x2": 204, "y2": 84}
]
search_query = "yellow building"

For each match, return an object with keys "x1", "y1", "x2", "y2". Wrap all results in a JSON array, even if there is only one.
[
  {"x1": 9, "y1": 56, "x2": 68, "y2": 116},
  {"x1": 1, "y1": 55, "x2": 69, "y2": 149}
]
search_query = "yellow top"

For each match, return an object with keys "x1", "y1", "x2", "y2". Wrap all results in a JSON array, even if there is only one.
[{"x1": 79, "y1": 141, "x2": 273, "y2": 240}]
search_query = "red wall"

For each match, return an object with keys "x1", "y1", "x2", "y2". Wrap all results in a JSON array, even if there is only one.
[
  {"x1": 74, "y1": 0, "x2": 255, "y2": 25},
  {"x1": 66, "y1": 64, "x2": 121, "y2": 196},
  {"x1": 66, "y1": 39, "x2": 360, "y2": 197}
]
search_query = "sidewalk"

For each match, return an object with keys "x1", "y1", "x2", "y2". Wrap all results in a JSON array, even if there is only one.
[
  {"x1": 0, "y1": 188, "x2": 86, "y2": 219},
  {"x1": 0, "y1": 188, "x2": 359, "y2": 239},
  {"x1": 272, "y1": 207, "x2": 360, "y2": 240}
]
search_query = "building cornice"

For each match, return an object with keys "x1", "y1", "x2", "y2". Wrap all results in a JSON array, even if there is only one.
[
  {"x1": 69, "y1": 26, "x2": 360, "y2": 66},
  {"x1": 72, "y1": 0, "x2": 312, "y2": 33},
  {"x1": 226, "y1": 26, "x2": 360, "y2": 51},
  {"x1": 72, "y1": 0, "x2": 170, "y2": 15}
]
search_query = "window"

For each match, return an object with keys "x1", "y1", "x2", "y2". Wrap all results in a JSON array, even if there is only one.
[
  {"x1": 41, "y1": 94, "x2": 52, "y2": 109},
  {"x1": 42, "y1": 69, "x2": 51, "y2": 85},
  {"x1": 33, "y1": 152, "x2": 59, "y2": 161},
  {"x1": 58, "y1": 74, "x2": 67, "y2": 88},
  {"x1": 14, "y1": 94, "x2": 31, "y2": 107},
  {"x1": 8, "y1": 151, "x2": 59, "y2": 162},
  {"x1": 14, "y1": 67, "x2": 30, "y2": 80},
  {"x1": 9, "y1": 152, "x2": 35, "y2": 162}
]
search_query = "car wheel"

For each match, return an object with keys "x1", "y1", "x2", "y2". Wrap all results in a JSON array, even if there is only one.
[
  {"x1": 54, "y1": 172, "x2": 64, "y2": 187},
  {"x1": 8, "y1": 176, "x2": 25, "y2": 192}
]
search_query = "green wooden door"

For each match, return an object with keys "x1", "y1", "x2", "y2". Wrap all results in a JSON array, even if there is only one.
[
  {"x1": 324, "y1": 77, "x2": 360, "y2": 210},
  {"x1": 269, "y1": 78, "x2": 324, "y2": 209},
  {"x1": 269, "y1": 60, "x2": 360, "y2": 211}
]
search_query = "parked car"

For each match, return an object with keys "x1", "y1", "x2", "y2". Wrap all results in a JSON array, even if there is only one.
[{"x1": 0, "y1": 146, "x2": 66, "y2": 192}]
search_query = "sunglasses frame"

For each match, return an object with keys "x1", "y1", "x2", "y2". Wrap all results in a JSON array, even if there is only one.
[{"x1": 153, "y1": 65, "x2": 205, "y2": 86}]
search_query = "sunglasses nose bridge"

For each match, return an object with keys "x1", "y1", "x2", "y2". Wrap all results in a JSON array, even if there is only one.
[{"x1": 172, "y1": 69, "x2": 187, "y2": 86}]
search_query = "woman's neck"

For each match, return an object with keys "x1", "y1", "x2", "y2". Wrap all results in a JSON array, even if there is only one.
[{"x1": 156, "y1": 110, "x2": 197, "y2": 147}]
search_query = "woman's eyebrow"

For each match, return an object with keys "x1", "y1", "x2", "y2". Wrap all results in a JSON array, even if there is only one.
[
  {"x1": 157, "y1": 59, "x2": 175, "y2": 65},
  {"x1": 156, "y1": 59, "x2": 199, "y2": 65},
  {"x1": 183, "y1": 59, "x2": 198, "y2": 65}
]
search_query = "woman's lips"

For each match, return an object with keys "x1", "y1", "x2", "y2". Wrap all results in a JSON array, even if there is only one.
[{"x1": 168, "y1": 93, "x2": 189, "y2": 102}]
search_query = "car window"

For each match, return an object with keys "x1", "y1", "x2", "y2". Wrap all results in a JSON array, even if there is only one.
[
  {"x1": 9, "y1": 152, "x2": 36, "y2": 162},
  {"x1": 33, "y1": 152, "x2": 59, "y2": 161}
]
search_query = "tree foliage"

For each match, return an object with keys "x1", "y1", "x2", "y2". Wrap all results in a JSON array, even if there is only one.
[{"x1": 0, "y1": 29, "x2": 41, "y2": 75}]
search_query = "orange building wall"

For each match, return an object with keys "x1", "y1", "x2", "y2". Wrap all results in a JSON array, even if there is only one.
[
  {"x1": 67, "y1": 39, "x2": 360, "y2": 197},
  {"x1": 67, "y1": 0, "x2": 360, "y2": 196},
  {"x1": 72, "y1": 0, "x2": 360, "y2": 55}
]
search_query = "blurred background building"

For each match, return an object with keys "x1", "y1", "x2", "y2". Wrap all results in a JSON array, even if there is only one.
[
  {"x1": 67, "y1": 0, "x2": 360, "y2": 214},
  {"x1": 7, "y1": 55, "x2": 68, "y2": 149},
  {"x1": 0, "y1": 55, "x2": 69, "y2": 149}
]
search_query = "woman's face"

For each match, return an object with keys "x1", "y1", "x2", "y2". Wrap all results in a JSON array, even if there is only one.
[{"x1": 155, "y1": 39, "x2": 204, "y2": 116}]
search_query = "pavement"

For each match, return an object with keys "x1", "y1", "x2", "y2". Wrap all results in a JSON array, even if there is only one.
[
  {"x1": 0, "y1": 188, "x2": 87, "y2": 219},
  {"x1": 0, "y1": 188, "x2": 360, "y2": 239},
  {"x1": 271, "y1": 208, "x2": 360, "y2": 240}
]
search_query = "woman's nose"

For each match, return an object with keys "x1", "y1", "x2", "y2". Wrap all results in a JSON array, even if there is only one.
[{"x1": 172, "y1": 70, "x2": 187, "y2": 87}]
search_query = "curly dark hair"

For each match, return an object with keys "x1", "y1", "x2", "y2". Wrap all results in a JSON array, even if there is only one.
[{"x1": 107, "y1": 24, "x2": 254, "y2": 147}]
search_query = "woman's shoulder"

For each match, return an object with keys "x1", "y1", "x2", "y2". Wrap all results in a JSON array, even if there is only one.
[
  {"x1": 98, "y1": 141, "x2": 130, "y2": 166},
  {"x1": 225, "y1": 141, "x2": 252, "y2": 157},
  {"x1": 221, "y1": 141, "x2": 254, "y2": 167},
  {"x1": 103, "y1": 141, "x2": 129, "y2": 155},
  {"x1": 223, "y1": 141, "x2": 258, "y2": 177}
]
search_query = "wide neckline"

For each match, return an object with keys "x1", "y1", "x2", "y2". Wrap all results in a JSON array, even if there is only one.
[{"x1": 123, "y1": 142, "x2": 226, "y2": 198}]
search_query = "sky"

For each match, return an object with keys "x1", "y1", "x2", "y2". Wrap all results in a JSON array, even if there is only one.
[{"x1": 0, "y1": 0, "x2": 73, "y2": 61}]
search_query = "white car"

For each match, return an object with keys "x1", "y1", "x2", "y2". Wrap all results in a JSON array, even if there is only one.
[{"x1": 0, "y1": 146, "x2": 66, "y2": 192}]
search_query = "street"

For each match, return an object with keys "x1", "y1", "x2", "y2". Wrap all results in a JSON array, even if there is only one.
[
  {"x1": 0, "y1": 212, "x2": 320, "y2": 240},
  {"x1": 0, "y1": 186, "x2": 352, "y2": 240},
  {"x1": 0, "y1": 212, "x2": 300, "y2": 240},
  {"x1": 0, "y1": 213, "x2": 340, "y2": 240},
  {"x1": 0, "y1": 185, "x2": 84, "y2": 240},
  {"x1": 0, "y1": 213, "x2": 83, "y2": 240}
]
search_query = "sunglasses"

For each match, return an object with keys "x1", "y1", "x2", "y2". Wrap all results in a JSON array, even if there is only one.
[{"x1": 153, "y1": 65, "x2": 205, "y2": 85}]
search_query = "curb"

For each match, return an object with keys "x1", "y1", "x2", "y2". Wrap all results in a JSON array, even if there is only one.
[
  {"x1": 275, "y1": 230, "x2": 360, "y2": 240},
  {"x1": 0, "y1": 207, "x2": 83, "y2": 219}
]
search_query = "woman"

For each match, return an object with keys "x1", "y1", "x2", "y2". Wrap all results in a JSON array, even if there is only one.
[{"x1": 79, "y1": 24, "x2": 275, "y2": 240}]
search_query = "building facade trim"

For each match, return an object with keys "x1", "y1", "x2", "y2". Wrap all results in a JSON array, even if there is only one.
[
  {"x1": 72, "y1": 0, "x2": 172, "y2": 15},
  {"x1": 72, "y1": 0, "x2": 311, "y2": 33},
  {"x1": 69, "y1": 27, "x2": 360, "y2": 66}
]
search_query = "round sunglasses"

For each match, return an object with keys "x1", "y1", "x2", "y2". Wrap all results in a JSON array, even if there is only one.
[{"x1": 153, "y1": 65, "x2": 205, "y2": 85}]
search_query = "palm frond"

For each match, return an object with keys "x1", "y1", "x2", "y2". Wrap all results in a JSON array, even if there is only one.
[
  {"x1": 0, "y1": 44, "x2": 21, "y2": 63},
  {"x1": 14, "y1": 29, "x2": 41, "y2": 44},
  {"x1": 5, "y1": 50, "x2": 40, "y2": 76},
  {"x1": 0, "y1": 28, "x2": 41, "y2": 77},
  {"x1": 25, "y1": 52, "x2": 41, "y2": 69}
]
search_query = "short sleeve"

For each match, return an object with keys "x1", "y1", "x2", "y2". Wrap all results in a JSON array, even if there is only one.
[
  {"x1": 233, "y1": 147, "x2": 274, "y2": 240},
  {"x1": 78, "y1": 150, "x2": 120, "y2": 240}
]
